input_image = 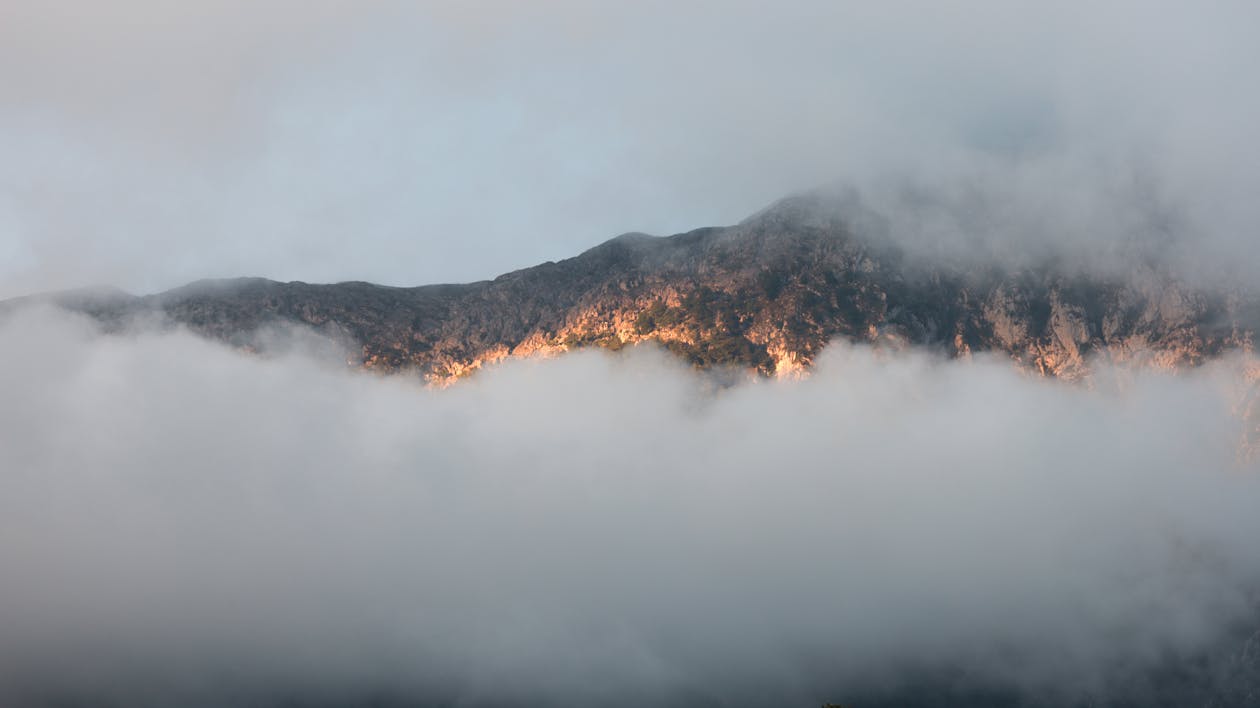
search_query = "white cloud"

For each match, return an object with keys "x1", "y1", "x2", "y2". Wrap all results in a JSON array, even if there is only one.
[{"x1": 2, "y1": 307, "x2": 1258, "y2": 705}]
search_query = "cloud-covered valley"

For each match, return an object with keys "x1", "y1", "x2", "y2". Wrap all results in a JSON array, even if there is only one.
[{"x1": 3, "y1": 308, "x2": 1260, "y2": 706}]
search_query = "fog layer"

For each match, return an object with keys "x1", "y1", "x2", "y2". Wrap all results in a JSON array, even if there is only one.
[{"x1": 2, "y1": 308, "x2": 1260, "y2": 706}]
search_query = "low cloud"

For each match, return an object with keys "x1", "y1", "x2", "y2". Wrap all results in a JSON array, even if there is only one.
[{"x1": 2, "y1": 308, "x2": 1260, "y2": 706}]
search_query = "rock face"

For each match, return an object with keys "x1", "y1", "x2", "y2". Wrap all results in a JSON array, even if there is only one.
[{"x1": 7, "y1": 192, "x2": 1258, "y2": 385}]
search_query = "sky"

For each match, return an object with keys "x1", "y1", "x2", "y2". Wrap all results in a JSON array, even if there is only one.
[{"x1": 2, "y1": 1, "x2": 1260, "y2": 298}]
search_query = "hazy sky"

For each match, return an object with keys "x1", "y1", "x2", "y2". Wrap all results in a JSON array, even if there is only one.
[{"x1": 2, "y1": 1, "x2": 1259, "y2": 298}]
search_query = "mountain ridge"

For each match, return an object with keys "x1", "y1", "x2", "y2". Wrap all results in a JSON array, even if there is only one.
[{"x1": 5, "y1": 191, "x2": 1258, "y2": 386}]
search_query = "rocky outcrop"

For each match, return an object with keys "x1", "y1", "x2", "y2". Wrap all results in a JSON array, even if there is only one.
[{"x1": 6, "y1": 192, "x2": 1257, "y2": 387}]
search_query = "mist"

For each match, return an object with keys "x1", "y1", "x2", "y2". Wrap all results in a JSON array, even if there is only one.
[
  {"x1": 2, "y1": 307, "x2": 1260, "y2": 706},
  {"x1": 3, "y1": 1, "x2": 1260, "y2": 297}
]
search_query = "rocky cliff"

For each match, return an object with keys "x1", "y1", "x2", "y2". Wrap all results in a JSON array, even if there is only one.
[{"x1": 7, "y1": 192, "x2": 1258, "y2": 387}]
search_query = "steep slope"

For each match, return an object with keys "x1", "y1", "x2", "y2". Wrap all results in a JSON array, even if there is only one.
[{"x1": 6, "y1": 192, "x2": 1258, "y2": 385}]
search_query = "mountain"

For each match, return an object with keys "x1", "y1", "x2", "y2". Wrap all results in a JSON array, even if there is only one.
[
  {"x1": 5, "y1": 191, "x2": 1259, "y2": 386},
  {"x1": 7, "y1": 190, "x2": 1260, "y2": 706}
]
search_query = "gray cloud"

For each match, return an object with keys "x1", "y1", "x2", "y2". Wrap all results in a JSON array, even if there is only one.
[
  {"x1": 2, "y1": 1, "x2": 1259, "y2": 297},
  {"x1": 2, "y1": 307, "x2": 1260, "y2": 706}
]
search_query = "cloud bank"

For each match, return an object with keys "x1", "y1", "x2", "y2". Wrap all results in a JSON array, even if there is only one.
[{"x1": 3, "y1": 308, "x2": 1260, "y2": 706}]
